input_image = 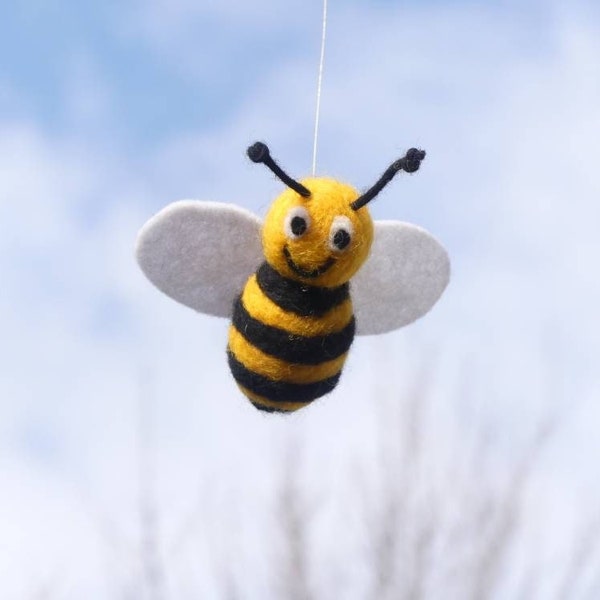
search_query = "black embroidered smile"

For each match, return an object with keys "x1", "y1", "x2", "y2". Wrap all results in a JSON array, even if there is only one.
[{"x1": 283, "y1": 246, "x2": 335, "y2": 279}]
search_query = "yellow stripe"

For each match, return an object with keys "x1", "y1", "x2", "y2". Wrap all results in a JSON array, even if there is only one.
[
  {"x1": 242, "y1": 274, "x2": 353, "y2": 336},
  {"x1": 237, "y1": 384, "x2": 308, "y2": 413},
  {"x1": 228, "y1": 326, "x2": 346, "y2": 384}
]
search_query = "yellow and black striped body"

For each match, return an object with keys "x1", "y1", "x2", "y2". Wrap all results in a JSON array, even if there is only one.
[{"x1": 227, "y1": 262, "x2": 355, "y2": 413}]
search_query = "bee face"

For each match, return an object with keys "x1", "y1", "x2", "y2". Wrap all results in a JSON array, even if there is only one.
[{"x1": 262, "y1": 178, "x2": 374, "y2": 288}]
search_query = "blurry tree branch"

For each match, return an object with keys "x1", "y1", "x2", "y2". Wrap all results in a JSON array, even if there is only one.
[
  {"x1": 137, "y1": 370, "x2": 167, "y2": 600},
  {"x1": 274, "y1": 437, "x2": 315, "y2": 600}
]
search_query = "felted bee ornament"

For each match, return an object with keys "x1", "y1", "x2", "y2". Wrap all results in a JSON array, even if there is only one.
[{"x1": 136, "y1": 142, "x2": 450, "y2": 413}]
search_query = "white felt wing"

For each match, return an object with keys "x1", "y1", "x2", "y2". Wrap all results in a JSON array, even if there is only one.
[
  {"x1": 136, "y1": 200, "x2": 263, "y2": 318},
  {"x1": 352, "y1": 221, "x2": 450, "y2": 336}
]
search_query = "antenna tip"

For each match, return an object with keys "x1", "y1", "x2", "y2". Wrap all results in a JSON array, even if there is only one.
[
  {"x1": 247, "y1": 141, "x2": 270, "y2": 163},
  {"x1": 399, "y1": 148, "x2": 426, "y2": 173}
]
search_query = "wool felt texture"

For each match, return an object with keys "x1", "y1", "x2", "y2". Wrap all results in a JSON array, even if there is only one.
[
  {"x1": 351, "y1": 148, "x2": 426, "y2": 210},
  {"x1": 255, "y1": 262, "x2": 350, "y2": 318},
  {"x1": 228, "y1": 261, "x2": 355, "y2": 411},
  {"x1": 136, "y1": 159, "x2": 450, "y2": 412},
  {"x1": 243, "y1": 270, "x2": 353, "y2": 337},
  {"x1": 232, "y1": 178, "x2": 364, "y2": 403},
  {"x1": 136, "y1": 201, "x2": 449, "y2": 337},
  {"x1": 136, "y1": 201, "x2": 262, "y2": 317},
  {"x1": 352, "y1": 221, "x2": 450, "y2": 335},
  {"x1": 247, "y1": 141, "x2": 311, "y2": 198},
  {"x1": 261, "y1": 177, "x2": 374, "y2": 289},
  {"x1": 227, "y1": 326, "x2": 347, "y2": 383},
  {"x1": 227, "y1": 351, "x2": 341, "y2": 404},
  {"x1": 236, "y1": 384, "x2": 311, "y2": 414},
  {"x1": 230, "y1": 294, "x2": 355, "y2": 365}
]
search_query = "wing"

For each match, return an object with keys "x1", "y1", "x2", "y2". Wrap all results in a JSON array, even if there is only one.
[
  {"x1": 136, "y1": 200, "x2": 263, "y2": 318},
  {"x1": 352, "y1": 221, "x2": 450, "y2": 336}
]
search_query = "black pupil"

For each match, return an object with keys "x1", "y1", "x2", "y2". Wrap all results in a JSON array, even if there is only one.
[
  {"x1": 333, "y1": 228, "x2": 351, "y2": 250},
  {"x1": 290, "y1": 215, "x2": 307, "y2": 236}
]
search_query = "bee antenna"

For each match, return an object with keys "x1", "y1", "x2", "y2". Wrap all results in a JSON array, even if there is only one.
[
  {"x1": 350, "y1": 148, "x2": 426, "y2": 211},
  {"x1": 247, "y1": 142, "x2": 311, "y2": 198}
]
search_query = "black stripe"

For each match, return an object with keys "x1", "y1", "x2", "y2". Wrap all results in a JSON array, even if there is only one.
[
  {"x1": 228, "y1": 351, "x2": 341, "y2": 404},
  {"x1": 250, "y1": 402, "x2": 297, "y2": 414},
  {"x1": 232, "y1": 297, "x2": 355, "y2": 365},
  {"x1": 256, "y1": 262, "x2": 349, "y2": 317},
  {"x1": 250, "y1": 403, "x2": 283, "y2": 413}
]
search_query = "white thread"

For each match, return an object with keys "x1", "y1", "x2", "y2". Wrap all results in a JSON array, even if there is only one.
[{"x1": 312, "y1": 0, "x2": 328, "y2": 176}]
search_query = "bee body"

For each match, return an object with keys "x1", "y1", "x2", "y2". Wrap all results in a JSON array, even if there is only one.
[
  {"x1": 136, "y1": 142, "x2": 449, "y2": 415},
  {"x1": 227, "y1": 262, "x2": 355, "y2": 413}
]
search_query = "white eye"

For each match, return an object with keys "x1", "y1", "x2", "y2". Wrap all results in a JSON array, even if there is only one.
[
  {"x1": 284, "y1": 206, "x2": 310, "y2": 240},
  {"x1": 329, "y1": 216, "x2": 353, "y2": 252}
]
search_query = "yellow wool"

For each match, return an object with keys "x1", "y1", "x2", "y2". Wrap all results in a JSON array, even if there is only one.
[
  {"x1": 237, "y1": 384, "x2": 309, "y2": 413},
  {"x1": 241, "y1": 274, "x2": 353, "y2": 336},
  {"x1": 228, "y1": 326, "x2": 347, "y2": 384},
  {"x1": 228, "y1": 177, "x2": 368, "y2": 412},
  {"x1": 261, "y1": 177, "x2": 374, "y2": 288}
]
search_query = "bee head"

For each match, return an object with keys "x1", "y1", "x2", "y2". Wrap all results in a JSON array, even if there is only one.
[
  {"x1": 261, "y1": 178, "x2": 374, "y2": 287},
  {"x1": 248, "y1": 141, "x2": 425, "y2": 288}
]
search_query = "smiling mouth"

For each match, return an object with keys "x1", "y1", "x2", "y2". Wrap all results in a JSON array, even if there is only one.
[{"x1": 283, "y1": 246, "x2": 335, "y2": 279}]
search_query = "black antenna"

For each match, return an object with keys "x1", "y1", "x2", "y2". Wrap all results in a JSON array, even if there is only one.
[
  {"x1": 350, "y1": 148, "x2": 426, "y2": 211},
  {"x1": 247, "y1": 142, "x2": 311, "y2": 198}
]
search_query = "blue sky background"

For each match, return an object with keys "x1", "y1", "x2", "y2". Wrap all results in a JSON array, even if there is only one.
[{"x1": 1, "y1": 0, "x2": 600, "y2": 597}]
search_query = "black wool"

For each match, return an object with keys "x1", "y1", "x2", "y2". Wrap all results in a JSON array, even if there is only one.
[
  {"x1": 256, "y1": 262, "x2": 349, "y2": 317},
  {"x1": 351, "y1": 148, "x2": 426, "y2": 210},
  {"x1": 231, "y1": 296, "x2": 355, "y2": 365},
  {"x1": 227, "y1": 351, "x2": 340, "y2": 404},
  {"x1": 247, "y1": 141, "x2": 311, "y2": 198}
]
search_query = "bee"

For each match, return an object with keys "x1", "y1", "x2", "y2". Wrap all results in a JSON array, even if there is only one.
[{"x1": 136, "y1": 142, "x2": 449, "y2": 413}]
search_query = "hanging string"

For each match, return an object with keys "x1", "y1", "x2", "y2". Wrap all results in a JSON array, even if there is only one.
[{"x1": 311, "y1": 0, "x2": 328, "y2": 176}]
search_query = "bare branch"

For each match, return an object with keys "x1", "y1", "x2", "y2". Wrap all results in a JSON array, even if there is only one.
[
  {"x1": 137, "y1": 368, "x2": 167, "y2": 600},
  {"x1": 273, "y1": 437, "x2": 314, "y2": 600}
]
